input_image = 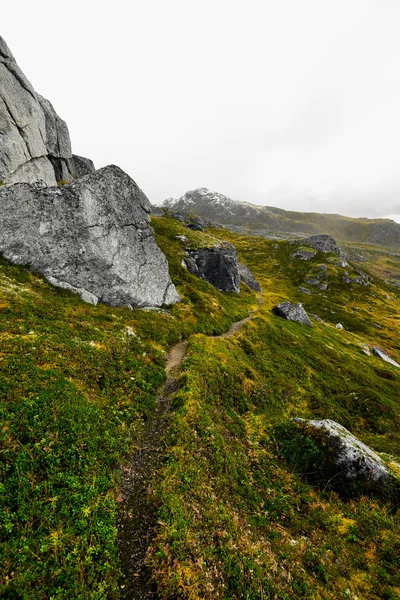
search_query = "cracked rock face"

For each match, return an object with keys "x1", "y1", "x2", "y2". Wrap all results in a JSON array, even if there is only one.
[
  {"x1": 0, "y1": 165, "x2": 180, "y2": 308},
  {"x1": 0, "y1": 36, "x2": 75, "y2": 186}
]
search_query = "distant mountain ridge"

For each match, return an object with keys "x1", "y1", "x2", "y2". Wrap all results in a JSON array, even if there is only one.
[{"x1": 163, "y1": 188, "x2": 400, "y2": 247}]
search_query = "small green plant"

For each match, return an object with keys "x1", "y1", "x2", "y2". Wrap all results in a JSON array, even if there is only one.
[{"x1": 57, "y1": 178, "x2": 69, "y2": 187}]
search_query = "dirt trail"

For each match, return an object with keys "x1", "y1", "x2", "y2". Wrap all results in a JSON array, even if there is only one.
[{"x1": 117, "y1": 301, "x2": 261, "y2": 599}]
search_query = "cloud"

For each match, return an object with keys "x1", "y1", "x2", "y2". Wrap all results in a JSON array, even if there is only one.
[{"x1": 2, "y1": 0, "x2": 400, "y2": 219}]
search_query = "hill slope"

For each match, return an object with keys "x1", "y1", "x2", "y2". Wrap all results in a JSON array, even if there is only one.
[
  {"x1": 1, "y1": 217, "x2": 399, "y2": 599},
  {"x1": 163, "y1": 187, "x2": 400, "y2": 246}
]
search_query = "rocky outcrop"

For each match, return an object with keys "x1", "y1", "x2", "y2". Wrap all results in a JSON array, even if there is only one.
[
  {"x1": 0, "y1": 36, "x2": 75, "y2": 186},
  {"x1": 302, "y1": 234, "x2": 340, "y2": 254},
  {"x1": 274, "y1": 302, "x2": 313, "y2": 327},
  {"x1": 298, "y1": 286, "x2": 311, "y2": 295},
  {"x1": 343, "y1": 268, "x2": 371, "y2": 286},
  {"x1": 293, "y1": 418, "x2": 398, "y2": 495},
  {"x1": 291, "y1": 248, "x2": 317, "y2": 260},
  {"x1": 0, "y1": 165, "x2": 180, "y2": 308},
  {"x1": 162, "y1": 208, "x2": 218, "y2": 230},
  {"x1": 238, "y1": 263, "x2": 261, "y2": 292},
  {"x1": 372, "y1": 347, "x2": 400, "y2": 368},
  {"x1": 185, "y1": 243, "x2": 240, "y2": 293}
]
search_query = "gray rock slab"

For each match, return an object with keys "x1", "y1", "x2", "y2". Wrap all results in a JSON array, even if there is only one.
[
  {"x1": 0, "y1": 164, "x2": 180, "y2": 308},
  {"x1": 275, "y1": 301, "x2": 313, "y2": 327},
  {"x1": 372, "y1": 347, "x2": 400, "y2": 368}
]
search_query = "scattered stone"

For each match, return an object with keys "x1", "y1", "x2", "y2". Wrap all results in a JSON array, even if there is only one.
[
  {"x1": 372, "y1": 323, "x2": 383, "y2": 330},
  {"x1": 336, "y1": 323, "x2": 344, "y2": 330},
  {"x1": 291, "y1": 249, "x2": 317, "y2": 260},
  {"x1": 184, "y1": 256, "x2": 198, "y2": 274},
  {"x1": 328, "y1": 256, "x2": 349, "y2": 268},
  {"x1": 305, "y1": 278, "x2": 320, "y2": 287},
  {"x1": 186, "y1": 222, "x2": 203, "y2": 231},
  {"x1": 372, "y1": 347, "x2": 400, "y2": 368},
  {"x1": 319, "y1": 282, "x2": 329, "y2": 291},
  {"x1": 298, "y1": 286, "x2": 312, "y2": 295},
  {"x1": 238, "y1": 263, "x2": 262, "y2": 292},
  {"x1": 163, "y1": 208, "x2": 218, "y2": 229},
  {"x1": 274, "y1": 302, "x2": 313, "y2": 327},
  {"x1": 0, "y1": 164, "x2": 180, "y2": 308},
  {"x1": 360, "y1": 343, "x2": 371, "y2": 356},
  {"x1": 174, "y1": 235, "x2": 189, "y2": 243},
  {"x1": 188, "y1": 243, "x2": 240, "y2": 292},
  {"x1": 310, "y1": 314, "x2": 323, "y2": 322},
  {"x1": 125, "y1": 326, "x2": 136, "y2": 337},
  {"x1": 344, "y1": 269, "x2": 371, "y2": 286},
  {"x1": 293, "y1": 418, "x2": 398, "y2": 493},
  {"x1": 47, "y1": 276, "x2": 98, "y2": 305}
]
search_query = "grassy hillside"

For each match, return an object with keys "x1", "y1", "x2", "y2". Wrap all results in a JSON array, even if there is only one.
[
  {"x1": 148, "y1": 228, "x2": 400, "y2": 599},
  {"x1": 1, "y1": 217, "x2": 399, "y2": 599},
  {"x1": 0, "y1": 219, "x2": 256, "y2": 599}
]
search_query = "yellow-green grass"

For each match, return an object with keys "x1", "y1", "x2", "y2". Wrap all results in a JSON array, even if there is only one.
[
  {"x1": 0, "y1": 218, "x2": 256, "y2": 599},
  {"x1": 149, "y1": 229, "x2": 400, "y2": 599}
]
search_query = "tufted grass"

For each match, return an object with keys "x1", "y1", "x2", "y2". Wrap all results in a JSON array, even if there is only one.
[
  {"x1": 1, "y1": 217, "x2": 399, "y2": 599},
  {"x1": 0, "y1": 218, "x2": 255, "y2": 599},
  {"x1": 149, "y1": 228, "x2": 400, "y2": 600}
]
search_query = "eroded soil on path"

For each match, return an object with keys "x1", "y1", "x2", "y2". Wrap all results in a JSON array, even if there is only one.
[{"x1": 117, "y1": 301, "x2": 261, "y2": 599}]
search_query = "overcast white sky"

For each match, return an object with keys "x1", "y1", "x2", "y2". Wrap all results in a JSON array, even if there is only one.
[{"x1": 3, "y1": 1, "x2": 400, "y2": 220}]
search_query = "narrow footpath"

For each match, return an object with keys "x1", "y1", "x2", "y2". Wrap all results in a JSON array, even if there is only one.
[{"x1": 117, "y1": 302, "x2": 261, "y2": 599}]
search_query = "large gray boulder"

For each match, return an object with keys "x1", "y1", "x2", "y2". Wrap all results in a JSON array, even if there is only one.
[
  {"x1": 0, "y1": 36, "x2": 73, "y2": 186},
  {"x1": 302, "y1": 234, "x2": 340, "y2": 254},
  {"x1": 294, "y1": 419, "x2": 398, "y2": 494},
  {"x1": 0, "y1": 165, "x2": 180, "y2": 308},
  {"x1": 274, "y1": 301, "x2": 313, "y2": 327},
  {"x1": 186, "y1": 243, "x2": 240, "y2": 293}
]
